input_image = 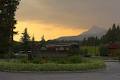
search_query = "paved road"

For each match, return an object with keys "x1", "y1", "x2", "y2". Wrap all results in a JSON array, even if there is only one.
[{"x1": 0, "y1": 62, "x2": 120, "y2": 80}]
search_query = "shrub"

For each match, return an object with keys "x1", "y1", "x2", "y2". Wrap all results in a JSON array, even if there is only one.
[
  {"x1": 46, "y1": 55, "x2": 82, "y2": 64},
  {"x1": 67, "y1": 55, "x2": 82, "y2": 63},
  {"x1": 31, "y1": 57, "x2": 48, "y2": 64}
]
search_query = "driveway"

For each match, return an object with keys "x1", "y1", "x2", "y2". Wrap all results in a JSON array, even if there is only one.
[{"x1": 0, "y1": 62, "x2": 120, "y2": 80}]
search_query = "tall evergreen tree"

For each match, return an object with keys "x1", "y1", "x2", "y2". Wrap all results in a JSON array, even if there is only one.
[
  {"x1": 117, "y1": 25, "x2": 120, "y2": 41},
  {"x1": 31, "y1": 35, "x2": 35, "y2": 48},
  {"x1": 32, "y1": 36, "x2": 35, "y2": 42},
  {"x1": 39, "y1": 35, "x2": 46, "y2": 48},
  {"x1": 0, "y1": 0, "x2": 20, "y2": 54},
  {"x1": 102, "y1": 24, "x2": 120, "y2": 43},
  {"x1": 21, "y1": 28, "x2": 30, "y2": 53}
]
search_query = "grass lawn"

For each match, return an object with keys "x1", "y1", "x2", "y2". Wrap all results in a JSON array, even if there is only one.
[
  {"x1": 81, "y1": 46, "x2": 100, "y2": 56},
  {"x1": 0, "y1": 58, "x2": 105, "y2": 72}
]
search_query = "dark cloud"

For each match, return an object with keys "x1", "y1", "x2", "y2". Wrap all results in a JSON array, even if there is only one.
[{"x1": 16, "y1": 0, "x2": 120, "y2": 29}]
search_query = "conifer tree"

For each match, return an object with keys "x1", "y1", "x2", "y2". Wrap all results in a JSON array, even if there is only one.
[
  {"x1": 39, "y1": 35, "x2": 46, "y2": 48},
  {"x1": 102, "y1": 24, "x2": 120, "y2": 43},
  {"x1": 0, "y1": 0, "x2": 20, "y2": 54},
  {"x1": 21, "y1": 28, "x2": 30, "y2": 54}
]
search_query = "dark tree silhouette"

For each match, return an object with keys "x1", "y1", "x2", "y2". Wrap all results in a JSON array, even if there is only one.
[
  {"x1": 101, "y1": 24, "x2": 120, "y2": 43},
  {"x1": 21, "y1": 28, "x2": 30, "y2": 54},
  {"x1": 0, "y1": 0, "x2": 20, "y2": 54},
  {"x1": 39, "y1": 35, "x2": 46, "y2": 48},
  {"x1": 82, "y1": 37, "x2": 100, "y2": 46}
]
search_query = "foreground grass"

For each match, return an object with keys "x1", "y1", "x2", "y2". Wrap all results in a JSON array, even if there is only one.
[{"x1": 0, "y1": 58, "x2": 105, "y2": 72}]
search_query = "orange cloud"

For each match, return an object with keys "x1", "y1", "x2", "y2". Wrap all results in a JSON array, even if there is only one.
[{"x1": 14, "y1": 21, "x2": 87, "y2": 41}]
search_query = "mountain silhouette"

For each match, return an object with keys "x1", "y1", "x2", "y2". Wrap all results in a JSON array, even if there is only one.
[{"x1": 56, "y1": 26, "x2": 107, "y2": 41}]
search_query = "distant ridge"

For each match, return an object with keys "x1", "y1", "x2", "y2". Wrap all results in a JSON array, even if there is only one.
[{"x1": 56, "y1": 26, "x2": 107, "y2": 41}]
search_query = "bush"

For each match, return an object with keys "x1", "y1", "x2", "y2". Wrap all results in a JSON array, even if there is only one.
[
  {"x1": 19, "y1": 58, "x2": 29, "y2": 63},
  {"x1": 67, "y1": 55, "x2": 82, "y2": 63},
  {"x1": 31, "y1": 57, "x2": 48, "y2": 64},
  {"x1": 46, "y1": 55, "x2": 82, "y2": 64}
]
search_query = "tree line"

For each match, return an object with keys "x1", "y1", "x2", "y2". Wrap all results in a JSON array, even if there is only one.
[
  {"x1": 101, "y1": 24, "x2": 120, "y2": 43},
  {"x1": 18, "y1": 28, "x2": 46, "y2": 54},
  {"x1": 82, "y1": 24, "x2": 120, "y2": 46}
]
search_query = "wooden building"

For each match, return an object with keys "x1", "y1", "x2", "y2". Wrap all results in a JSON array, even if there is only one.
[
  {"x1": 31, "y1": 43, "x2": 80, "y2": 58},
  {"x1": 107, "y1": 43, "x2": 120, "y2": 57}
]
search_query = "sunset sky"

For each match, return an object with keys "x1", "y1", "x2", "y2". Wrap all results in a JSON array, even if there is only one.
[{"x1": 14, "y1": 0, "x2": 120, "y2": 41}]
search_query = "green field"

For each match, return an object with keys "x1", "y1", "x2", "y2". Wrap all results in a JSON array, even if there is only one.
[{"x1": 81, "y1": 46, "x2": 100, "y2": 56}]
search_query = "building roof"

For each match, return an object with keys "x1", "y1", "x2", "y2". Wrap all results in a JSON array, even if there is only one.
[{"x1": 108, "y1": 43, "x2": 120, "y2": 49}]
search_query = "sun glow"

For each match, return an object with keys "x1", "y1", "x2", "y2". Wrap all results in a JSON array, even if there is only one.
[{"x1": 14, "y1": 21, "x2": 87, "y2": 41}]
